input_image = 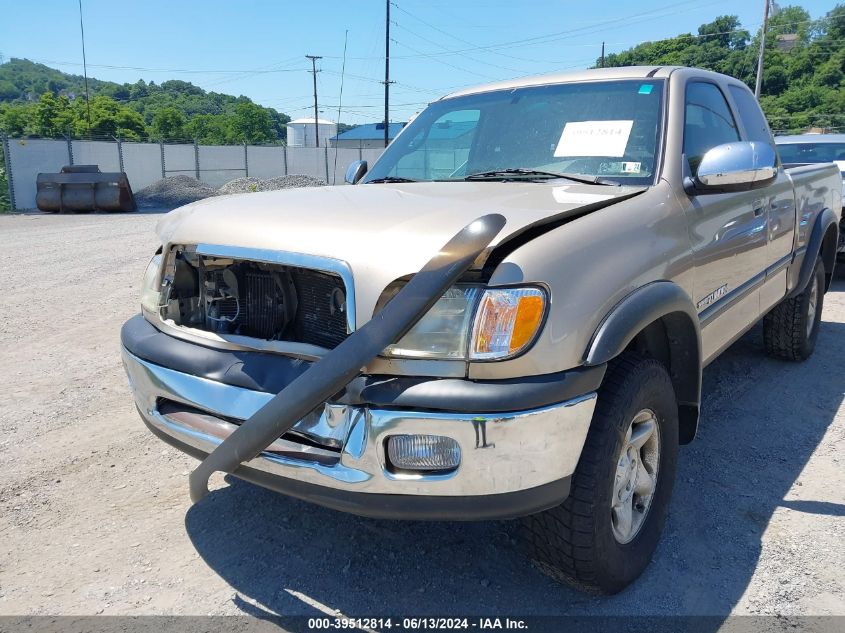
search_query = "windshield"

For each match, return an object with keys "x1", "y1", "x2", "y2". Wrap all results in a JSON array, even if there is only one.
[
  {"x1": 363, "y1": 79, "x2": 665, "y2": 186},
  {"x1": 777, "y1": 141, "x2": 845, "y2": 172}
]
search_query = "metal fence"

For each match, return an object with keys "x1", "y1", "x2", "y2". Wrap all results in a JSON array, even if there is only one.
[{"x1": 2, "y1": 136, "x2": 385, "y2": 211}]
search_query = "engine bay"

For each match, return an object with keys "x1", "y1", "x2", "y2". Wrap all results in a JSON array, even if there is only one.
[{"x1": 161, "y1": 251, "x2": 349, "y2": 349}]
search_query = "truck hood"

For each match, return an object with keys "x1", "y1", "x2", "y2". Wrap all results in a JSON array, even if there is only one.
[{"x1": 156, "y1": 181, "x2": 643, "y2": 322}]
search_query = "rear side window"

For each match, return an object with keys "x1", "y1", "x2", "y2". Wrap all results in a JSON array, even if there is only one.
[
  {"x1": 728, "y1": 84, "x2": 775, "y2": 148},
  {"x1": 683, "y1": 82, "x2": 740, "y2": 173}
]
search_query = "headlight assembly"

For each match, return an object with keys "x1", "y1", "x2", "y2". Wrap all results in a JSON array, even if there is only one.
[
  {"x1": 140, "y1": 254, "x2": 163, "y2": 314},
  {"x1": 383, "y1": 286, "x2": 481, "y2": 359},
  {"x1": 469, "y1": 287, "x2": 546, "y2": 360},
  {"x1": 380, "y1": 284, "x2": 546, "y2": 361}
]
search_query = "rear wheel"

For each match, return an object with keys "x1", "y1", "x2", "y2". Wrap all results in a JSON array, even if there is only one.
[
  {"x1": 763, "y1": 259, "x2": 824, "y2": 361},
  {"x1": 519, "y1": 352, "x2": 678, "y2": 594}
]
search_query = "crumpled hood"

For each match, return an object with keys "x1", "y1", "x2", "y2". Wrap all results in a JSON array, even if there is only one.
[{"x1": 156, "y1": 181, "x2": 643, "y2": 323}]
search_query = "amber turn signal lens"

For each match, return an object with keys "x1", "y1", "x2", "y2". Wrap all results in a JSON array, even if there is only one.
[
  {"x1": 510, "y1": 295, "x2": 545, "y2": 353},
  {"x1": 470, "y1": 288, "x2": 546, "y2": 360}
]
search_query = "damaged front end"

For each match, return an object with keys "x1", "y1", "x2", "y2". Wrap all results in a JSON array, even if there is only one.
[
  {"x1": 145, "y1": 245, "x2": 356, "y2": 360},
  {"x1": 123, "y1": 213, "x2": 602, "y2": 519}
]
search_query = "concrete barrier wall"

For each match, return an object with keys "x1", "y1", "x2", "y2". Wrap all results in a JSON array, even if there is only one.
[
  {"x1": 8, "y1": 139, "x2": 69, "y2": 210},
  {"x1": 4, "y1": 138, "x2": 387, "y2": 210},
  {"x1": 122, "y1": 143, "x2": 163, "y2": 191}
]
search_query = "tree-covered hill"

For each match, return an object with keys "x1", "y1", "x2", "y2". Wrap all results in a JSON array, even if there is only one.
[
  {"x1": 599, "y1": 4, "x2": 845, "y2": 133},
  {"x1": 0, "y1": 58, "x2": 290, "y2": 143}
]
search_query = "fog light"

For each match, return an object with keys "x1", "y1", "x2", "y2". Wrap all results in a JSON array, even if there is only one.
[{"x1": 387, "y1": 434, "x2": 461, "y2": 472}]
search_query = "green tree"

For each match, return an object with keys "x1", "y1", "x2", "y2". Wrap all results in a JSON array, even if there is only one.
[
  {"x1": 698, "y1": 15, "x2": 748, "y2": 49},
  {"x1": 75, "y1": 95, "x2": 147, "y2": 139},
  {"x1": 599, "y1": 4, "x2": 845, "y2": 133},
  {"x1": 185, "y1": 113, "x2": 231, "y2": 144},
  {"x1": 0, "y1": 103, "x2": 33, "y2": 136},
  {"x1": 34, "y1": 92, "x2": 74, "y2": 137},
  {"x1": 0, "y1": 142, "x2": 10, "y2": 212},
  {"x1": 0, "y1": 58, "x2": 292, "y2": 143},
  {"x1": 230, "y1": 101, "x2": 274, "y2": 144},
  {"x1": 150, "y1": 106, "x2": 186, "y2": 140},
  {"x1": 0, "y1": 80, "x2": 17, "y2": 100}
]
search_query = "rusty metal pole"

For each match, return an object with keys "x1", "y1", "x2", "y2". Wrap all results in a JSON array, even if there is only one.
[{"x1": 112, "y1": 134, "x2": 125, "y2": 173}]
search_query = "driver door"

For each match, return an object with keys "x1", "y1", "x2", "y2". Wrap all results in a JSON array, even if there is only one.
[{"x1": 679, "y1": 81, "x2": 769, "y2": 361}]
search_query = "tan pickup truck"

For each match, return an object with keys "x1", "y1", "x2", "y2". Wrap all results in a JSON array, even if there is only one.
[{"x1": 122, "y1": 66, "x2": 842, "y2": 593}]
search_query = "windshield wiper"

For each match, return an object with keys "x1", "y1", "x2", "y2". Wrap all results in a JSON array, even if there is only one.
[
  {"x1": 464, "y1": 168, "x2": 616, "y2": 185},
  {"x1": 366, "y1": 176, "x2": 419, "y2": 183}
]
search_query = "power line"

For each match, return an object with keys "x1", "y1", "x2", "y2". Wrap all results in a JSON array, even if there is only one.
[
  {"x1": 334, "y1": 30, "x2": 349, "y2": 183},
  {"x1": 376, "y1": 0, "x2": 727, "y2": 60},
  {"x1": 77, "y1": 0, "x2": 91, "y2": 132},
  {"x1": 391, "y1": 21, "x2": 523, "y2": 75}
]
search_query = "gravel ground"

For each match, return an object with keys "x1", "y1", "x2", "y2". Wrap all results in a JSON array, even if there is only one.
[{"x1": 0, "y1": 210, "x2": 843, "y2": 620}]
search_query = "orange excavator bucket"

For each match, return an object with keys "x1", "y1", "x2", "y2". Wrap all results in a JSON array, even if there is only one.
[{"x1": 36, "y1": 165, "x2": 136, "y2": 213}]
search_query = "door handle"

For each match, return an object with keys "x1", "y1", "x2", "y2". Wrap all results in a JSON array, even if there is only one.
[{"x1": 752, "y1": 198, "x2": 768, "y2": 217}]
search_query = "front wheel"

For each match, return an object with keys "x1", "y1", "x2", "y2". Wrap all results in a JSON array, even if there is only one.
[{"x1": 519, "y1": 352, "x2": 678, "y2": 594}]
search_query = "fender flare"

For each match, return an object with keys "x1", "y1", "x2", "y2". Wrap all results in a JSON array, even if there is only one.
[
  {"x1": 787, "y1": 207, "x2": 838, "y2": 298},
  {"x1": 584, "y1": 281, "x2": 702, "y2": 444}
]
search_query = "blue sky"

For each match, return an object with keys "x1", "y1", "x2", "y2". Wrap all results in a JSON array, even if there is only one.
[{"x1": 1, "y1": 0, "x2": 837, "y2": 124}]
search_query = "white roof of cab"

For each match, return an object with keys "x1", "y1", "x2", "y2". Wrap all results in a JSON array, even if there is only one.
[
  {"x1": 775, "y1": 134, "x2": 845, "y2": 144},
  {"x1": 441, "y1": 66, "x2": 670, "y2": 100}
]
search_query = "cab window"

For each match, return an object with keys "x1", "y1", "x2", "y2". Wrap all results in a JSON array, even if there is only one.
[
  {"x1": 684, "y1": 82, "x2": 740, "y2": 173},
  {"x1": 728, "y1": 84, "x2": 775, "y2": 148}
]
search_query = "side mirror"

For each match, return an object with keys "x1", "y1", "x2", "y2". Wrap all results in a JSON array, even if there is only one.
[
  {"x1": 345, "y1": 160, "x2": 368, "y2": 185},
  {"x1": 684, "y1": 141, "x2": 777, "y2": 195}
]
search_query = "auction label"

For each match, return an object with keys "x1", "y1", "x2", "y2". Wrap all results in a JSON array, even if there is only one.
[
  {"x1": 308, "y1": 617, "x2": 529, "y2": 630},
  {"x1": 554, "y1": 120, "x2": 634, "y2": 157}
]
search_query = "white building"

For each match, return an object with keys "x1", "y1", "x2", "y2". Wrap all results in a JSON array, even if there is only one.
[{"x1": 286, "y1": 117, "x2": 337, "y2": 148}]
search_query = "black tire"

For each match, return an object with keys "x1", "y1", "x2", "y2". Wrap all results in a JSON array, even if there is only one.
[
  {"x1": 519, "y1": 352, "x2": 679, "y2": 594},
  {"x1": 763, "y1": 259, "x2": 824, "y2": 361}
]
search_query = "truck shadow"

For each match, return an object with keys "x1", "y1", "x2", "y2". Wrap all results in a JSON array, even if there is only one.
[{"x1": 185, "y1": 283, "x2": 845, "y2": 620}]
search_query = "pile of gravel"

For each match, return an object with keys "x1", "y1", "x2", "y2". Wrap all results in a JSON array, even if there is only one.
[
  {"x1": 217, "y1": 177, "x2": 263, "y2": 195},
  {"x1": 258, "y1": 174, "x2": 326, "y2": 191},
  {"x1": 135, "y1": 175, "x2": 219, "y2": 208},
  {"x1": 215, "y1": 174, "x2": 326, "y2": 195},
  {"x1": 135, "y1": 173, "x2": 327, "y2": 209}
]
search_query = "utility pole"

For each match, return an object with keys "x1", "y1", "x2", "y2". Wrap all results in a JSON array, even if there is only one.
[
  {"x1": 383, "y1": 0, "x2": 392, "y2": 148},
  {"x1": 78, "y1": 0, "x2": 91, "y2": 132},
  {"x1": 306, "y1": 55, "x2": 322, "y2": 147},
  {"x1": 755, "y1": 0, "x2": 771, "y2": 98},
  {"x1": 600, "y1": 41, "x2": 605, "y2": 68}
]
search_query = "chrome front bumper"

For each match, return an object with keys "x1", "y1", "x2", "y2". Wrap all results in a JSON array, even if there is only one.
[{"x1": 123, "y1": 348, "x2": 597, "y2": 516}]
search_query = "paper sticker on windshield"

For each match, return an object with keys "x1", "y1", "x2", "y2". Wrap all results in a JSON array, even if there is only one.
[{"x1": 554, "y1": 120, "x2": 634, "y2": 158}]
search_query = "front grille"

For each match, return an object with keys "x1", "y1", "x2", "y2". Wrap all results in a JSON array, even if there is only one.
[
  {"x1": 197, "y1": 259, "x2": 348, "y2": 348},
  {"x1": 292, "y1": 268, "x2": 349, "y2": 348},
  {"x1": 243, "y1": 268, "x2": 287, "y2": 340}
]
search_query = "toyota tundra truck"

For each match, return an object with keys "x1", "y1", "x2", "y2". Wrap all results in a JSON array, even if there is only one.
[{"x1": 121, "y1": 66, "x2": 842, "y2": 593}]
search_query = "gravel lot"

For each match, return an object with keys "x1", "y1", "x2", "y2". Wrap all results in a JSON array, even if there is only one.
[{"x1": 0, "y1": 209, "x2": 843, "y2": 620}]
